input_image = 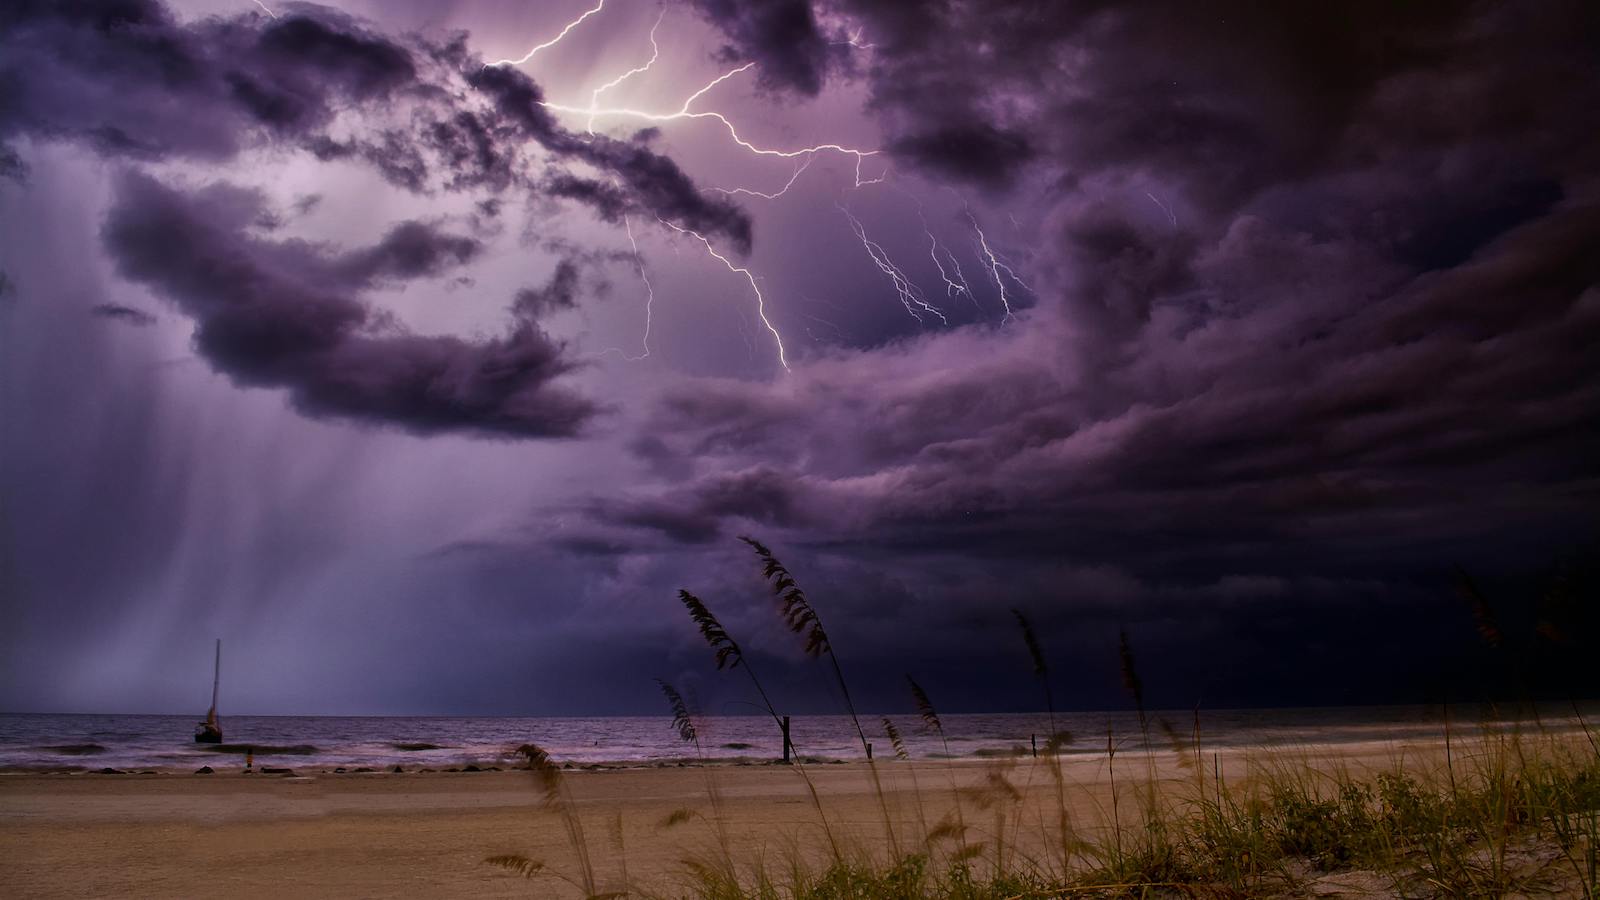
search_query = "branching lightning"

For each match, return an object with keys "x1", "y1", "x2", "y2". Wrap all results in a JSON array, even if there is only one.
[
  {"x1": 601, "y1": 215, "x2": 655, "y2": 362},
  {"x1": 1145, "y1": 191, "x2": 1178, "y2": 227},
  {"x1": 840, "y1": 205, "x2": 947, "y2": 326},
  {"x1": 485, "y1": 0, "x2": 608, "y2": 68},
  {"x1": 706, "y1": 153, "x2": 816, "y2": 200},
  {"x1": 969, "y1": 211, "x2": 1029, "y2": 322},
  {"x1": 542, "y1": 64, "x2": 884, "y2": 187},
  {"x1": 657, "y1": 219, "x2": 789, "y2": 371},
  {"x1": 832, "y1": 28, "x2": 877, "y2": 50},
  {"x1": 913, "y1": 207, "x2": 977, "y2": 309},
  {"x1": 585, "y1": 10, "x2": 664, "y2": 134},
  {"x1": 482, "y1": 4, "x2": 1040, "y2": 364},
  {"x1": 800, "y1": 295, "x2": 850, "y2": 345},
  {"x1": 251, "y1": 0, "x2": 278, "y2": 19}
]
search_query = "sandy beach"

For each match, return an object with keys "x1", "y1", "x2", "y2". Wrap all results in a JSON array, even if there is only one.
[{"x1": 1, "y1": 738, "x2": 1471, "y2": 899}]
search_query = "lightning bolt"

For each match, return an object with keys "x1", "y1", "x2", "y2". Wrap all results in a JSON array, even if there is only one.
[
  {"x1": 913, "y1": 207, "x2": 977, "y2": 308},
  {"x1": 657, "y1": 219, "x2": 789, "y2": 371},
  {"x1": 969, "y1": 211, "x2": 1029, "y2": 322},
  {"x1": 601, "y1": 215, "x2": 654, "y2": 361},
  {"x1": 992, "y1": 244, "x2": 1034, "y2": 292},
  {"x1": 802, "y1": 314, "x2": 849, "y2": 344},
  {"x1": 585, "y1": 9, "x2": 664, "y2": 134},
  {"x1": 705, "y1": 152, "x2": 817, "y2": 200},
  {"x1": 488, "y1": 4, "x2": 992, "y2": 365},
  {"x1": 831, "y1": 27, "x2": 876, "y2": 50},
  {"x1": 800, "y1": 295, "x2": 852, "y2": 345},
  {"x1": 839, "y1": 205, "x2": 947, "y2": 326},
  {"x1": 1145, "y1": 191, "x2": 1178, "y2": 227},
  {"x1": 542, "y1": 64, "x2": 883, "y2": 186},
  {"x1": 485, "y1": 0, "x2": 607, "y2": 68},
  {"x1": 251, "y1": 0, "x2": 278, "y2": 18},
  {"x1": 932, "y1": 239, "x2": 978, "y2": 310}
]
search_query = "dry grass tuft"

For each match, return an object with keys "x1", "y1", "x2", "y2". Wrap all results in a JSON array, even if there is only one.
[
  {"x1": 881, "y1": 717, "x2": 909, "y2": 760},
  {"x1": 1011, "y1": 608, "x2": 1047, "y2": 678},
  {"x1": 1454, "y1": 565, "x2": 1504, "y2": 648},
  {"x1": 924, "y1": 815, "x2": 966, "y2": 845},
  {"x1": 482, "y1": 854, "x2": 544, "y2": 878},
  {"x1": 656, "y1": 678, "x2": 697, "y2": 745},
  {"x1": 679, "y1": 589, "x2": 744, "y2": 670},
  {"x1": 1118, "y1": 628, "x2": 1145, "y2": 721},
  {"x1": 908, "y1": 676, "x2": 942, "y2": 735},
  {"x1": 513, "y1": 742, "x2": 562, "y2": 800},
  {"x1": 1157, "y1": 718, "x2": 1194, "y2": 770},
  {"x1": 741, "y1": 536, "x2": 829, "y2": 657}
]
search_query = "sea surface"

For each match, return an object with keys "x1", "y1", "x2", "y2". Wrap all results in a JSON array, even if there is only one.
[{"x1": 2, "y1": 705, "x2": 1595, "y2": 773}]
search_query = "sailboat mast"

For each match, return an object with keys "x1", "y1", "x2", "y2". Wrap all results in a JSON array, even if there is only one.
[{"x1": 210, "y1": 639, "x2": 221, "y2": 714}]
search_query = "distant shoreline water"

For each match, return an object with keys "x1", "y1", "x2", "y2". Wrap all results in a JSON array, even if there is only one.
[{"x1": 3, "y1": 704, "x2": 1596, "y2": 773}]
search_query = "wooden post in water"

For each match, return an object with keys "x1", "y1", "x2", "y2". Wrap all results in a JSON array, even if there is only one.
[
  {"x1": 781, "y1": 716, "x2": 791, "y2": 763},
  {"x1": 1032, "y1": 733, "x2": 1038, "y2": 757},
  {"x1": 866, "y1": 742, "x2": 873, "y2": 761}
]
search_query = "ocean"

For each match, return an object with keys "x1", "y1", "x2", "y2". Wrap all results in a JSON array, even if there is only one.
[{"x1": 1, "y1": 705, "x2": 1594, "y2": 773}]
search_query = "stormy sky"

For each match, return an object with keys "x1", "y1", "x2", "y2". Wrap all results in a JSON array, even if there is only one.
[{"x1": 2, "y1": 0, "x2": 1597, "y2": 717}]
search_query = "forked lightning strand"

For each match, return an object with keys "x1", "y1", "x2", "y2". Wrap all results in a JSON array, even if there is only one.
[
  {"x1": 1145, "y1": 191, "x2": 1178, "y2": 227},
  {"x1": 603, "y1": 215, "x2": 654, "y2": 361},
  {"x1": 970, "y1": 212, "x2": 1028, "y2": 321},
  {"x1": 543, "y1": 64, "x2": 883, "y2": 186},
  {"x1": 841, "y1": 206, "x2": 947, "y2": 325},
  {"x1": 485, "y1": 0, "x2": 607, "y2": 68},
  {"x1": 585, "y1": 10, "x2": 664, "y2": 134},
  {"x1": 707, "y1": 153, "x2": 816, "y2": 200},
  {"x1": 914, "y1": 208, "x2": 976, "y2": 307},
  {"x1": 658, "y1": 219, "x2": 789, "y2": 370},
  {"x1": 486, "y1": 4, "x2": 1031, "y2": 364},
  {"x1": 833, "y1": 28, "x2": 876, "y2": 50}
]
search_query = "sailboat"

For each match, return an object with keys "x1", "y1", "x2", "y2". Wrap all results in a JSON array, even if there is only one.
[{"x1": 194, "y1": 638, "x2": 223, "y2": 744}]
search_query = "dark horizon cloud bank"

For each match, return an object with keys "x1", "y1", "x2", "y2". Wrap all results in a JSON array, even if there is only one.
[{"x1": 1, "y1": 0, "x2": 1597, "y2": 717}]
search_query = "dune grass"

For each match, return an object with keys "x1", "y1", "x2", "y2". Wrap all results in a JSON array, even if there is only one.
[{"x1": 487, "y1": 539, "x2": 1600, "y2": 898}]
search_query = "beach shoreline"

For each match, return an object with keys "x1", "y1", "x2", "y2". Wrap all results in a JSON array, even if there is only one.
[
  {"x1": 3, "y1": 734, "x2": 1547, "y2": 898},
  {"x1": 7, "y1": 705, "x2": 1596, "y2": 777}
]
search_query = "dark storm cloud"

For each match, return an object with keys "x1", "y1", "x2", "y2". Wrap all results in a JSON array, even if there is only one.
[
  {"x1": 760, "y1": 0, "x2": 1584, "y2": 198},
  {"x1": 511, "y1": 259, "x2": 580, "y2": 318},
  {"x1": 0, "y1": 0, "x2": 760, "y2": 441},
  {"x1": 886, "y1": 124, "x2": 1033, "y2": 191},
  {"x1": 0, "y1": 0, "x2": 753, "y2": 245},
  {"x1": 563, "y1": 138, "x2": 755, "y2": 254},
  {"x1": 339, "y1": 220, "x2": 482, "y2": 282},
  {"x1": 685, "y1": 0, "x2": 836, "y2": 96},
  {"x1": 0, "y1": 0, "x2": 412, "y2": 158},
  {"x1": 621, "y1": 196, "x2": 1600, "y2": 566},
  {"x1": 90, "y1": 302, "x2": 158, "y2": 326},
  {"x1": 555, "y1": 0, "x2": 1600, "y2": 704},
  {"x1": 0, "y1": 145, "x2": 24, "y2": 180},
  {"x1": 545, "y1": 175, "x2": 630, "y2": 223},
  {"x1": 424, "y1": 111, "x2": 515, "y2": 192},
  {"x1": 458, "y1": 61, "x2": 748, "y2": 249},
  {"x1": 101, "y1": 170, "x2": 594, "y2": 437},
  {"x1": 7, "y1": 0, "x2": 1600, "y2": 716},
  {"x1": 582, "y1": 465, "x2": 805, "y2": 544}
]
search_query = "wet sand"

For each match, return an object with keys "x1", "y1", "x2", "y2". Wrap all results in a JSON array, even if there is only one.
[{"x1": 0, "y1": 739, "x2": 1467, "y2": 898}]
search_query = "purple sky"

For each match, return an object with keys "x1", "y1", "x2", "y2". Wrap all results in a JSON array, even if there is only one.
[{"x1": 2, "y1": 0, "x2": 1597, "y2": 716}]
